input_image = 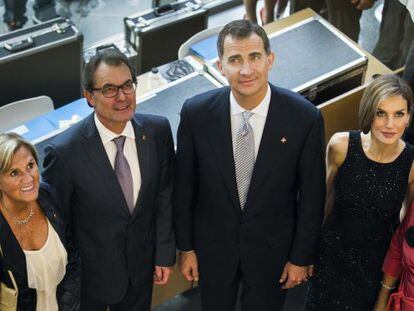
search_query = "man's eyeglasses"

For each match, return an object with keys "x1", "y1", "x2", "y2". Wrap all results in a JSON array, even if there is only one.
[{"x1": 91, "y1": 80, "x2": 137, "y2": 98}]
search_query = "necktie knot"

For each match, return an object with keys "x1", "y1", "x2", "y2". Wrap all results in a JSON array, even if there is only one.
[
  {"x1": 113, "y1": 136, "x2": 126, "y2": 152},
  {"x1": 241, "y1": 111, "x2": 253, "y2": 136},
  {"x1": 242, "y1": 111, "x2": 253, "y2": 122}
]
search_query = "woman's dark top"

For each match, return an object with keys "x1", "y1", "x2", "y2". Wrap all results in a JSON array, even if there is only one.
[{"x1": 306, "y1": 130, "x2": 414, "y2": 310}]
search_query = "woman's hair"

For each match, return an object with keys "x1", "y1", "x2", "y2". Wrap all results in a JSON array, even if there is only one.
[
  {"x1": 359, "y1": 74, "x2": 413, "y2": 134},
  {"x1": 0, "y1": 133, "x2": 38, "y2": 175}
]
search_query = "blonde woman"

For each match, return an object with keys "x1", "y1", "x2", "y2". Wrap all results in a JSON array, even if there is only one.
[
  {"x1": 306, "y1": 75, "x2": 414, "y2": 310},
  {"x1": 0, "y1": 133, "x2": 80, "y2": 310}
]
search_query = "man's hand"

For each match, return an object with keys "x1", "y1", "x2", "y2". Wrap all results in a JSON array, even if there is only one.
[
  {"x1": 178, "y1": 251, "x2": 199, "y2": 282},
  {"x1": 350, "y1": 0, "x2": 375, "y2": 10},
  {"x1": 153, "y1": 266, "x2": 173, "y2": 285},
  {"x1": 279, "y1": 262, "x2": 308, "y2": 289}
]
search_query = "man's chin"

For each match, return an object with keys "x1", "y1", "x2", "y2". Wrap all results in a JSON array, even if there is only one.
[
  {"x1": 236, "y1": 88, "x2": 260, "y2": 98},
  {"x1": 117, "y1": 108, "x2": 135, "y2": 118}
]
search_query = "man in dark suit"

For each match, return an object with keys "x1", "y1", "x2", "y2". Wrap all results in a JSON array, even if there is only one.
[
  {"x1": 42, "y1": 50, "x2": 175, "y2": 311},
  {"x1": 174, "y1": 20, "x2": 325, "y2": 311}
]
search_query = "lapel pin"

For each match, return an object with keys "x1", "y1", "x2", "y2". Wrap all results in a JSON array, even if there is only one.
[
  {"x1": 142, "y1": 134, "x2": 147, "y2": 141},
  {"x1": 280, "y1": 137, "x2": 287, "y2": 144}
]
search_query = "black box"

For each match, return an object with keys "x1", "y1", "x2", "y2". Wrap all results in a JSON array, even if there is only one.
[
  {"x1": 0, "y1": 18, "x2": 83, "y2": 109},
  {"x1": 154, "y1": 0, "x2": 243, "y2": 14},
  {"x1": 136, "y1": 69, "x2": 221, "y2": 143},
  {"x1": 124, "y1": 0, "x2": 208, "y2": 74},
  {"x1": 207, "y1": 17, "x2": 368, "y2": 105},
  {"x1": 83, "y1": 33, "x2": 138, "y2": 72}
]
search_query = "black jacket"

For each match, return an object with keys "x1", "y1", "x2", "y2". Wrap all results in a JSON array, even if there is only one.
[
  {"x1": 174, "y1": 84, "x2": 326, "y2": 291},
  {"x1": 42, "y1": 113, "x2": 175, "y2": 303},
  {"x1": 0, "y1": 182, "x2": 80, "y2": 311}
]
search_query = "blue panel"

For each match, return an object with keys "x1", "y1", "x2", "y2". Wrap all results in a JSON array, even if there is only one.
[{"x1": 44, "y1": 98, "x2": 93, "y2": 128}]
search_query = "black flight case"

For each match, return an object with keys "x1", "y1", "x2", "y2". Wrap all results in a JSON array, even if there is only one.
[
  {"x1": 207, "y1": 16, "x2": 368, "y2": 105},
  {"x1": 83, "y1": 33, "x2": 138, "y2": 71},
  {"x1": 124, "y1": 0, "x2": 208, "y2": 74},
  {"x1": 136, "y1": 60, "x2": 222, "y2": 143},
  {"x1": 0, "y1": 17, "x2": 83, "y2": 109}
]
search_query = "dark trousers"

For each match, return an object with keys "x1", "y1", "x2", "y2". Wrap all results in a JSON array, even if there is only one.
[
  {"x1": 372, "y1": 0, "x2": 414, "y2": 70},
  {"x1": 3, "y1": 0, "x2": 54, "y2": 24},
  {"x1": 324, "y1": 0, "x2": 362, "y2": 42},
  {"x1": 404, "y1": 39, "x2": 414, "y2": 91},
  {"x1": 199, "y1": 263, "x2": 287, "y2": 311},
  {"x1": 290, "y1": 0, "x2": 325, "y2": 14},
  {"x1": 403, "y1": 39, "x2": 414, "y2": 145},
  {"x1": 80, "y1": 280, "x2": 153, "y2": 311}
]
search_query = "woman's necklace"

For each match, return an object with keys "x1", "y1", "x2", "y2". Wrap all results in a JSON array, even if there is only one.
[{"x1": 1, "y1": 200, "x2": 34, "y2": 226}]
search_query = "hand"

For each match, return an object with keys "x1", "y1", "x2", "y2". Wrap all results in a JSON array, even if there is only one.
[
  {"x1": 153, "y1": 266, "x2": 173, "y2": 285},
  {"x1": 179, "y1": 251, "x2": 199, "y2": 282},
  {"x1": 279, "y1": 262, "x2": 308, "y2": 289},
  {"x1": 350, "y1": 0, "x2": 375, "y2": 10}
]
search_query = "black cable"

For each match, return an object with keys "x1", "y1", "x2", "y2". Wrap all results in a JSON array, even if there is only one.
[{"x1": 163, "y1": 59, "x2": 194, "y2": 81}]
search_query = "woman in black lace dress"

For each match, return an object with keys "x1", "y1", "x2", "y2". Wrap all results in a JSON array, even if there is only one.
[{"x1": 305, "y1": 75, "x2": 414, "y2": 310}]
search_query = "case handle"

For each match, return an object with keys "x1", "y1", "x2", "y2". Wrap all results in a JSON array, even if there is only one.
[
  {"x1": 4, "y1": 36, "x2": 34, "y2": 52},
  {"x1": 154, "y1": 4, "x2": 176, "y2": 16},
  {"x1": 96, "y1": 43, "x2": 120, "y2": 54}
]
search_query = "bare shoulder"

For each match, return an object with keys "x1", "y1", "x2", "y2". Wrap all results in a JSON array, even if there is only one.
[{"x1": 327, "y1": 132, "x2": 349, "y2": 167}]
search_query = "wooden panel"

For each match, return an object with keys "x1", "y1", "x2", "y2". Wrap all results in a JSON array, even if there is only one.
[{"x1": 318, "y1": 84, "x2": 366, "y2": 144}]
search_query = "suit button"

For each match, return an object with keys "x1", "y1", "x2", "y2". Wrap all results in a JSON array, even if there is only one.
[
  {"x1": 53, "y1": 213, "x2": 57, "y2": 218},
  {"x1": 239, "y1": 218, "x2": 245, "y2": 224}
]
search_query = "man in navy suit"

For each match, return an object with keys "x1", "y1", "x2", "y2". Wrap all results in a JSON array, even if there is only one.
[
  {"x1": 42, "y1": 50, "x2": 175, "y2": 311},
  {"x1": 174, "y1": 20, "x2": 325, "y2": 310}
]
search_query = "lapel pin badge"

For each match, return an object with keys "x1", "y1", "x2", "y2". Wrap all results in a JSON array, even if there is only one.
[
  {"x1": 280, "y1": 137, "x2": 287, "y2": 144},
  {"x1": 142, "y1": 134, "x2": 147, "y2": 141}
]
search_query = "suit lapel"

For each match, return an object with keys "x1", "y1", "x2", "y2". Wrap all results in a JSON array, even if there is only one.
[
  {"x1": 246, "y1": 86, "x2": 288, "y2": 208},
  {"x1": 205, "y1": 89, "x2": 240, "y2": 209},
  {"x1": 81, "y1": 114, "x2": 130, "y2": 217},
  {"x1": 131, "y1": 116, "x2": 149, "y2": 220}
]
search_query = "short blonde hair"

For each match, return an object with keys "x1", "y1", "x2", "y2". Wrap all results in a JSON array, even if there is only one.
[
  {"x1": 359, "y1": 75, "x2": 413, "y2": 134},
  {"x1": 0, "y1": 133, "x2": 38, "y2": 174}
]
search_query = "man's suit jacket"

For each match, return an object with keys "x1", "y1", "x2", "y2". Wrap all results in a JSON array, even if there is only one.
[
  {"x1": 174, "y1": 84, "x2": 325, "y2": 286},
  {"x1": 42, "y1": 113, "x2": 175, "y2": 303}
]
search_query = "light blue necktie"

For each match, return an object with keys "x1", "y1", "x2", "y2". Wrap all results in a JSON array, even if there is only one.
[{"x1": 234, "y1": 111, "x2": 255, "y2": 209}]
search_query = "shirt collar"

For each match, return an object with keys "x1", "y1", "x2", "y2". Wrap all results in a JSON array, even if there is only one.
[
  {"x1": 230, "y1": 83, "x2": 271, "y2": 117},
  {"x1": 94, "y1": 113, "x2": 135, "y2": 145}
]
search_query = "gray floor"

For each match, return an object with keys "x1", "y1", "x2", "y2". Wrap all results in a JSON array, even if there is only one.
[
  {"x1": 0, "y1": 0, "x2": 153, "y2": 47},
  {"x1": 153, "y1": 285, "x2": 308, "y2": 311},
  {"x1": 0, "y1": 1, "x2": 384, "y2": 310}
]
